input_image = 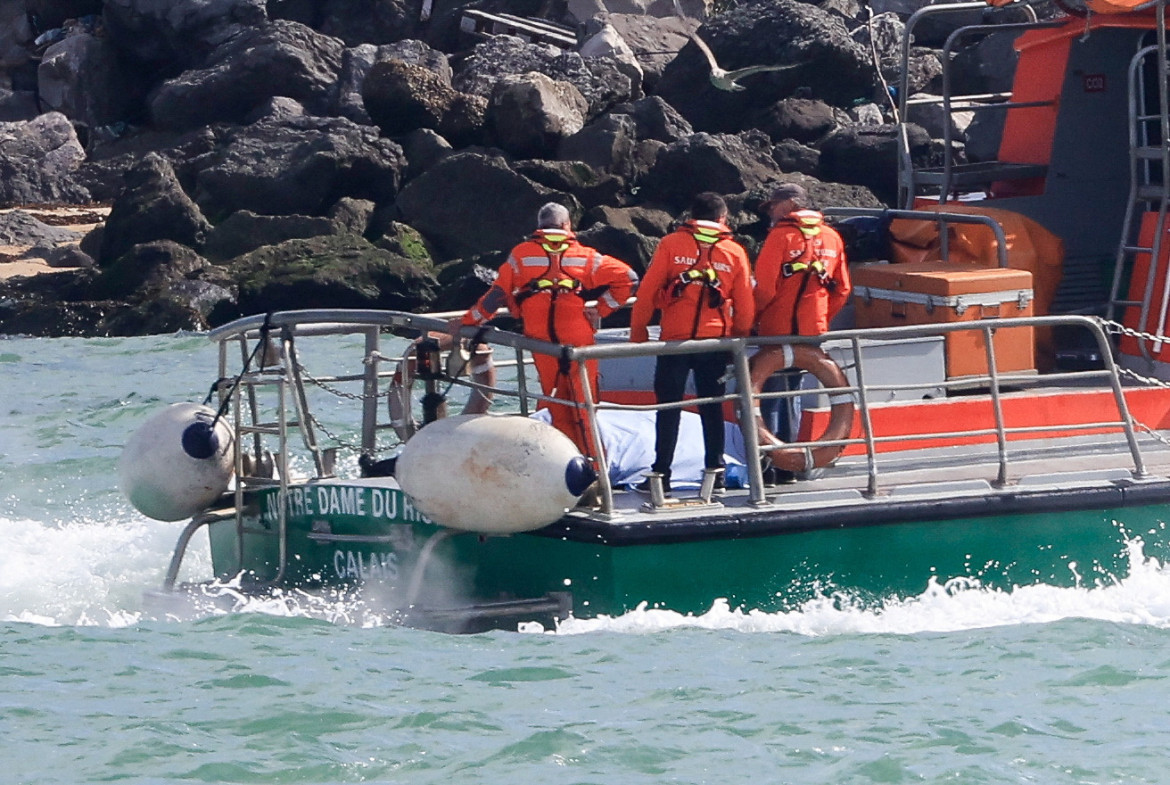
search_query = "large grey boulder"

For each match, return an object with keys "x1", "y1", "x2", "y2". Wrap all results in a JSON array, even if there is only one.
[
  {"x1": 579, "y1": 17, "x2": 644, "y2": 97},
  {"x1": 771, "y1": 138, "x2": 821, "y2": 177},
  {"x1": 950, "y1": 30, "x2": 1020, "y2": 95},
  {"x1": 189, "y1": 116, "x2": 406, "y2": 219},
  {"x1": 577, "y1": 222, "x2": 656, "y2": 274},
  {"x1": 600, "y1": 12, "x2": 695, "y2": 92},
  {"x1": 38, "y1": 33, "x2": 135, "y2": 133},
  {"x1": 487, "y1": 73, "x2": 588, "y2": 159},
  {"x1": 454, "y1": 35, "x2": 635, "y2": 120},
  {"x1": 202, "y1": 210, "x2": 340, "y2": 262},
  {"x1": 399, "y1": 128, "x2": 453, "y2": 182},
  {"x1": 752, "y1": 97, "x2": 840, "y2": 144},
  {"x1": 94, "y1": 239, "x2": 210, "y2": 298},
  {"x1": 512, "y1": 159, "x2": 626, "y2": 212},
  {"x1": 395, "y1": 151, "x2": 575, "y2": 261},
  {"x1": 616, "y1": 95, "x2": 692, "y2": 144},
  {"x1": 0, "y1": 1, "x2": 35, "y2": 69},
  {"x1": 362, "y1": 58, "x2": 458, "y2": 136},
  {"x1": 559, "y1": 112, "x2": 638, "y2": 178},
  {"x1": 316, "y1": 0, "x2": 419, "y2": 46},
  {"x1": 0, "y1": 210, "x2": 86, "y2": 249},
  {"x1": 819, "y1": 122, "x2": 931, "y2": 204},
  {"x1": 148, "y1": 20, "x2": 344, "y2": 131},
  {"x1": 102, "y1": 0, "x2": 268, "y2": 68},
  {"x1": 581, "y1": 204, "x2": 673, "y2": 237},
  {"x1": 907, "y1": 92, "x2": 972, "y2": 142},
  {"x1": 656, "y1": 0, "x2": 875, "y2": 132},
  {"x1": 90, "y1": 236, "x2": 239, "y2": 333},
  {"x1": 637, "y1": 131, "x2": 780, "y2": 210},
  {"x1": 333, "y1": 39, "x2": 451, "y2": 124},
  {"x1": 99, "y1": 152, "x2": 212, "y2": 266},
  {"x1": 76, "y1": 126, "x2": 220, "y2": 202},
  {"x1": 221, "y1": 233, "x2": 437, "y2": 318},
  {"x1": 0, "y1": 112, "x2": 90, "y2": 205}
]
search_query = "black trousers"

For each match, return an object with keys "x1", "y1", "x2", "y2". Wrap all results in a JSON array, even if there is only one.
[{"x1": 652, "y1": 351, "x2": 730, "y2": 474}]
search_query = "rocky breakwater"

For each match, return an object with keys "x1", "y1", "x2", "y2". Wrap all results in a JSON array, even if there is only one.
[{"x1": 0, "y1": 0, "x2": 1036, "y2": 337}]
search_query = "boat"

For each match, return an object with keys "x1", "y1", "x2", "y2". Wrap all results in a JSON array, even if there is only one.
[{"x1": 126, "y1": 0, "x2": 1170, "y2": 631}]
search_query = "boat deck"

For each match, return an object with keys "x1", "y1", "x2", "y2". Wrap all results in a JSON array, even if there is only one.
[
  {"x1": 564, "y1": 406, "x2": 1170, "y2": 532},
  {"x1": 613, "y1": 436, "x2": 1162, "y2": 511}
]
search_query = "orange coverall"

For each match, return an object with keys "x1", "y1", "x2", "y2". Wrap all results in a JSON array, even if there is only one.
[
  {"x1": 463, "y1": 230, "x2": 638, "y2": 455},
  {"x1": 754, "y1": 210, "x2": 851, "y2": 336},
  {"x1": 629, "y1": 220, "x2": 754, "y2": 476},
  {"x1": 629, "y1": 220, "x2": 755, "y2": 342}
]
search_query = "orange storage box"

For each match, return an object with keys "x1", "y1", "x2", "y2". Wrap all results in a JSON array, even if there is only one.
[{"x1": 852, "y1": 262, "x2": 1035, "y2": 379}]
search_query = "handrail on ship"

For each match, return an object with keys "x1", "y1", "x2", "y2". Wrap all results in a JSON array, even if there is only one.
[
  {"x1": 209, "y1": 310, "x2": 1147, "y2": 524},
  {"x1": 564, "y1": 314, "x2": 1146, "y2": 509}
]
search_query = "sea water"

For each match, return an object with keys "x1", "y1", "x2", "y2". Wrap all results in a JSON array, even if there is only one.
[{"x1": 3, "y1": 333, "x2": 1170, "y2": 785}]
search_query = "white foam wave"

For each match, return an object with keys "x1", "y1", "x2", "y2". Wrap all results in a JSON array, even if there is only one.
[
  {"x1": 8, "y1": 517, "x2": 1170, "y2": 636},
  {"x1": 0, "y1": 514, "x2": 203, "y2": 627},
  {"x1": 549, "y1": 539, "x2": 1170, "y2": 636}
]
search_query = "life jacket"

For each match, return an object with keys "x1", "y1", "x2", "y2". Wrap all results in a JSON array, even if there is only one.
[
  {"x1": 660, "y1": 220, "x2": 733, "y2": 338},
  {"x1": 777, "y1": 210, "x2": 837, "y2": 290},
  {"x1": 513, "y1": 228, "x2": 587, "y2": 344},
  {"x1": 514, "y1": 229, "x2": 583, "y2": 297}
]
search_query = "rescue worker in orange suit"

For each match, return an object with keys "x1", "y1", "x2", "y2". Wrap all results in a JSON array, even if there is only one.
[
  {"x1": 454, "y1": 202, "x2": 638, "y2": 456},
  {"x1": 629, "y1": 192, "x2": 755, "y2": 495},
  {"x1": 754, "y1": 183, "x2": 851, "y2": 336},
  {"x1": 753, "y1": 182, "x2": 851, "y2": 481}
]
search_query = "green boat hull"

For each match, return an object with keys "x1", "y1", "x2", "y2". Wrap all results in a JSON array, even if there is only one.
[{"x1": 206, "y1": 483, "x2": 1170, "y2": 621}]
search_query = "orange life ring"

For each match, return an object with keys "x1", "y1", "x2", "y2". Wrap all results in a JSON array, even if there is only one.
[{"x1": 749, "y1": 344, "x2": 855, "y2": 472}]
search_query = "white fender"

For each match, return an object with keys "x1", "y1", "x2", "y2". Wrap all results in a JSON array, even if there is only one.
[
  {"x1": 119, "y1": 403, "x2": 235, "y2": 521},
  {"x1": 396, "y1": 414, "x2": 596, "y2": 533}
]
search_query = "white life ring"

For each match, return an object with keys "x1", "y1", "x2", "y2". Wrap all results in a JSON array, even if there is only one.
[{"x1": 749, "y1": 344, "x2": 855, "y2": 472}]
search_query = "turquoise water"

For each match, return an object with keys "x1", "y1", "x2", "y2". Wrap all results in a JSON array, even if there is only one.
[{"x1": 4, "y1": 333, "x2": 1170, "y2": 784}]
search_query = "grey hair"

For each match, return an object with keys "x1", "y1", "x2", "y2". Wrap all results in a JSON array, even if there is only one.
[{"x1": 536, "y1": 202, "x2": 571, "y2": 229}]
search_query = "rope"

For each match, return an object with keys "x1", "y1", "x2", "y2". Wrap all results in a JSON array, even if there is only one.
[
  {"x1": 864, "y1": 3, "x2": 900, "y2": 124},
  {"x1": 205, "y1": 312, "x2": 273, "y2": 427}
]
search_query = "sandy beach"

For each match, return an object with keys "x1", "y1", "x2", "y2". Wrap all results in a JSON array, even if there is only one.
[{"x1": 0, "y1": 205, "x2": 108, "y2": 280}]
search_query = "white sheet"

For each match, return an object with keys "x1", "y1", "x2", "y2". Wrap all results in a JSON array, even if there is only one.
[{"x1": 533, "y1": 408, "x2": 749, "y2": 488}]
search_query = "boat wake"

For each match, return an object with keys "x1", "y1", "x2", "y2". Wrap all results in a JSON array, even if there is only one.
[
  {"x1": 0, "y1": 515, "x2": 185, "y2": 627},
  {"x1": 551, "y1": 539, "x2": 1170, "y2": 636},
  {"x1": 5, "y1": 514, "x2": 1170, "y2": 636}
]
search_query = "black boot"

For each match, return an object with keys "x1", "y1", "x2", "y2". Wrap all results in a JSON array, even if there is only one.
[{"x1": 635, "y1": 470, "x2": 671, "y2": 496}]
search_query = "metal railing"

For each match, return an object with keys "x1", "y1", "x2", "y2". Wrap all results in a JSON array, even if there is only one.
[
  {"x1": 200, "y1": 309, "x2": 1149, "y2": 523},
  {"x1": 895, "y1": 1, "x2": 1054, "y2": 208}
]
